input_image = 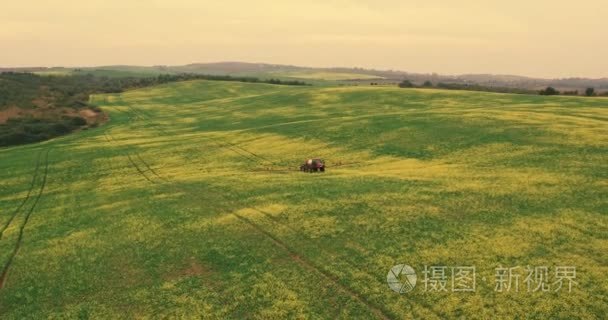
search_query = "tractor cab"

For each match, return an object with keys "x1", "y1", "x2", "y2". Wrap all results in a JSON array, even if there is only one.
[{"x1": 300, "y1": 158, "x2": 325, "y2": 172}]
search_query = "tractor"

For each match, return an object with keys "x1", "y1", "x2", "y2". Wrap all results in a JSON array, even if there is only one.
[{"x1": 300, "y1": 158, "x2": 325, "y2": 173}]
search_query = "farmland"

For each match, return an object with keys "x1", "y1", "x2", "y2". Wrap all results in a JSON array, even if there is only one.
[
  {"x1": 272, "y1": 71, "x2": 384, "y2": 81},
  {"x1": 0, "y1": 80, "x2": 606, "y2": 318}
]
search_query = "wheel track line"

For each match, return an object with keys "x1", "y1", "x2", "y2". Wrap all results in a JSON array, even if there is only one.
[
  {"x1": 112, "y1": 106, "x2": 179, "y2": 182},
  {"x1": 249, "y1": 207, "x2": 443, "y2": 319},
  {"x1": 217, "y1": 142, "x2": 261, "y2": 164},
  {"x1": 114, "y1": 100, "x2": 365, "y2": 176},
  {"x1": 114, "y1": 95, "x2": 371, "y2": 172},
  {"x1": 232, "y1": 212, "x2": 391, "y2": 320},
  {"x1": 113, "y1": 129, "x2": 390, "y2": 317},
  {"x1": 107, "y1": 95, "x2": 390, "y2": 319},
  {"x1": 107, "y1": 89, "x2": 449, "y2": 317},
  {"x1": 116, "y1": 102, "x2": 369, "y2": 195},
  {"x1": 135, "y1": 154, "x2": 166, "y2": 181},
  {"x1": 0, "y1": 148, "x2": 50, "y2": 289},
  {"x1": 104, "y1": 129, "x2": 161, "y2": 184},
  {"x1": 100, "y1": 110, "x2": 244, "y2": 309},
  {"x1": 132, "y1": 108, "x2": 261, "y2": 167},
  {"x1": 0, "y1": 151, "x2": 43, "y2": 240},
  {"x1": 128, "y1": 105, "x2": 170, "y2": 136},
  {"x1": 122, "y1": 100, "x2": 279, "y2": 170},
  {"x1": 223, "y1": 141, "x2": 278, "y2": 167},
  {"x1": 125, "y1": 154, "x2": 157, "y2": 184},
  {"x1": 105, "y1": 98, "x2": 394, "y2": 317},
  {"x1": 120, "y1": 148, "x2": 392, "y2": 318}
]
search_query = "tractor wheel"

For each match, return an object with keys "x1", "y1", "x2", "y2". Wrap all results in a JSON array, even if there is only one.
[{"x1": 320, "y1": 167, "x2": 325, "y2": 172}]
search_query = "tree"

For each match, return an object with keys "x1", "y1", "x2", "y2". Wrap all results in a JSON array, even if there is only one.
[
  {"x1": 423, "y1": 80, "x2": 433, "y2": 87},
  {"x1": 585, "y1": 87, "x2": 596, "y2": 97},
  {"x1": 398, "y1": 80, "x2": 414, "y2": 88},
  {"x1": 563, "y1": 90, "x2": 579, "y2": 96},
  {"x1": 539, "y1": 86, "x2": 559, "y2": 96}
]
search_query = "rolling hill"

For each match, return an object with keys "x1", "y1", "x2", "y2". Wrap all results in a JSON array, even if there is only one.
[
  {"x1": 0, "y1": 80, "x2": 606, "y2": 318},
  {"x1": 3, "y1": 62, "x2": 608, "y2": 91}
]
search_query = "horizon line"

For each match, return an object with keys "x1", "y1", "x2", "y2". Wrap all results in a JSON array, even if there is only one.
[{"x1": 1, "y1": 61, "x2": 607, "y2": 81}]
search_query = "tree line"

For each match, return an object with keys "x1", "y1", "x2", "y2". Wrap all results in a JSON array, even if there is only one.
[
  {"x1": 397, "y1": 79, "x2": 608, "y2": 97},
  {"x1": 539, "y1": 86, "x2": 607, "y2": 96},
  {"x1": 397, "y1": 79, "x2": 535, "y2": 94},
  {"x1": 0, "y1": 72, "x2": 308, "y2": 110}
]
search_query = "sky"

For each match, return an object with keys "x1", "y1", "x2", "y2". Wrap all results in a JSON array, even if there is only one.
[{"x1": 1, "y1": 0, "x2": 607, "y2": 78}]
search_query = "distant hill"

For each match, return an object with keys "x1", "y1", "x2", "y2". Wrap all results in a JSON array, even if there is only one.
[{"x1": 2, "y1": 62, "x2": 608, "y2": 91}]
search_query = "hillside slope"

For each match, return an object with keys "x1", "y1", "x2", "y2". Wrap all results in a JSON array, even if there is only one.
[
  {"x1": 5, "y1": 62, "x2": 607, "y2": 91},
  {"x1": 0, "y1": 81, "x2": 606, "y2": 318}
]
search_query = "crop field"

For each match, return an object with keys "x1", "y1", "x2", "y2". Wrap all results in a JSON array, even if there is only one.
[
  {"x1": 34, "y1": 68, "x2": 170, "y2": 78},
  {"x1": 0, "y1": 80, "x2": 607, "y2": 318},
  {"x1": 274, "y1": 71, "x2": 384, "y2": 81}
]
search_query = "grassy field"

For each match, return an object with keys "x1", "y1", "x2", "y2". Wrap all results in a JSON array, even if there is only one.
[
  {"x1": 0, "y1": 80, "x2": 606, "y2": 318},
  {"x1": 274, "y1": 71, "x2": 384, "y2": 81},
  {"x1": 34, "y1": 68, "x2": 172, "y2": 78}
]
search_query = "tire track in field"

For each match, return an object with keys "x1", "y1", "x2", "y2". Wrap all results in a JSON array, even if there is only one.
[
  {"x1": 119, "y1": 94, "x2": 371, "y2": 172},
  {"x1": 131, "y1": 161, "x2": 392, "y2": 318},
  {"x1": 101, "y1": 109, "x2": 238, "y2": 307},
  {"x1": 117, "y1": 97, "x2": 285, "y2": 169},
  {"x1": 103, "y1": 131, "x2": 162, "y2": 184},
  {"x1": 222, "y1": 141, "x2": 278, "y2": 166},
  {"x1": 105, "y1": 112, "x2": 390, "y2": 317},
  {"x1": 126, "y1": 154, "x2": 158, "y2": 184},
  {"x1": 104, "y1": 99, "x2": 395, "y2": 317},
  {"x1": 247, "y1": 207, "x2": 443, "y2": 319},
  {"x1": 113, "y1": 97, "x2": 367, "y2": 177},
  {"x1": 129, "y1": 105, "x2": 170, "y2": 136},
  {"x1": 0, "y1": 148, "x2": 51, "y2": 289},
  {"x1": 102, "y1": 106, "x2": 166, "y2": 184},
  {"x1": 0, "y1": 151, "x2": 43, "y2": 240},
  {"x1": 123, "y1": 102, "x2": 277, "y2": 170},
  {"x1": 135, "y1": 153, "x2": 166, "y2": 182},
  {"x1": 103, "y1": 108, "x2": 167, "y2": 184},
  {"x1": 104, "y1": 96, "x2": 391, "y2": 319},
  {"x1": 232, "y1": 212, "x2": 392, "y2": 320},
  {"x1": 109, "y1": 144, "x2": 392, "y2": 318}
]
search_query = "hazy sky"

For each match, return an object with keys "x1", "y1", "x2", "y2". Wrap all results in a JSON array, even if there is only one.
[{"x1": 2, "y1": 0, "x2": 607, "y2": 78}]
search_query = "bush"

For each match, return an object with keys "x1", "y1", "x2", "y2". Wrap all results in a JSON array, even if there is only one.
[
  {"x1": 435, "y1": 82, "x2": 535, "y2": 94},
  {"x1": 398, "y1": 80, "x2": 414, "y2": 88},
  {"x1": 90, "y1": 106, "x2": 103, "y2": 113},
  {"x1": 70, "y1": 116, "x2": 87, "y2": 126},
  {"x1": 539, "y1": 87, "x2": 560, "y2": 95},
  {"x1": 0, "y1": 116, "x2": 86, "y2": 147},
  {"x1": 51, "y1": 123, "x2": 71, "y2": 134},
  {"x1": 0, "y1": 132, "x2": 28, "y2": 147}
]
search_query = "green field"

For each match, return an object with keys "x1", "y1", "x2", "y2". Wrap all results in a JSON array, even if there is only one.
[
  {"x1": 34, "y1": 67, "x2": 172, "y2": 78},
  {"x1": 275, "y1": 71, "x2": 384, "y2": 81},
  {"x1": 0, "y1": 80, "x2": 607, "y2": 318}
]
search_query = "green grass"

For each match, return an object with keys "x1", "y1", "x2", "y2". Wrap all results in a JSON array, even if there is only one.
[
  {"x1": 32, "y1": 70, "x2": 73, "y2": 77},
  {"x1": 34, "y1": 67, "x2": 173, "y2": 78},
  {"x1": 274, "y1": 71, "x2": 384, "y2": 81},
  {"x1": 0, "y1": 81, "x2": 606, "y2": 318}
]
